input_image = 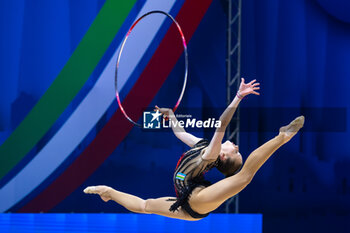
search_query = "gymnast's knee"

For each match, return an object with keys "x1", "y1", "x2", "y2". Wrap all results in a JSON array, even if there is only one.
[
  {"x1": 237, "y1": 170, "x2": 254, "y2": 186},
  {"x1": 143, "y1": 199, "x2": 154, "y2": 214}
]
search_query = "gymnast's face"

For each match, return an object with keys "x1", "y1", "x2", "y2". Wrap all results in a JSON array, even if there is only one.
[{"x1": 220, "y1": 140, "x2": 242, "y2": 163}]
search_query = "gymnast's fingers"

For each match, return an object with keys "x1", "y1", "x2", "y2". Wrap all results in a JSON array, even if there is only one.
[{"x1": 248, "y1": 79, "x2": 257, "y2": 85}]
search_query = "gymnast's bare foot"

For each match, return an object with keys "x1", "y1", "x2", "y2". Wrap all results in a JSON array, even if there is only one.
[
  {"x1": 84, "y1": 185, "x2": 112, "y2": 202},
  {"x1": 279, "y1": 116, "x2": 305, "y2": 142}
]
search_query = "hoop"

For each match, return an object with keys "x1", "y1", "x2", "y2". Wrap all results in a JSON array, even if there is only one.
[{"x1": 114, "y1": 10, "x2": 188, "y2": 127}]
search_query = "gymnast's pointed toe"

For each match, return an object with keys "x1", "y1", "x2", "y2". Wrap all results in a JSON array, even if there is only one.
[
  {"x1": 279, "y1": 116, "x2": 305, "y2": 142},
  {"x1": 83, "y1": 186, "x2": 97, "y2": 194}
]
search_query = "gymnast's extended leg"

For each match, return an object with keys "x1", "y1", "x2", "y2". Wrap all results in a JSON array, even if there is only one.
[
  {"x1": 190, "y1": 116, "x2": 304, "y2": 214},
  {"x1": 84, "y1": 186, "x2": 195, "y2": 220}
]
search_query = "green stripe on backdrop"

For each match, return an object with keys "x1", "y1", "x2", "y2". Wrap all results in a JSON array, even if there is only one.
[{"x1": 0, "y1": 0, "x2": 136, "y2": 179}]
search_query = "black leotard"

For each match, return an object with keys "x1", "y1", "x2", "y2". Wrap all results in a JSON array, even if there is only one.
[{"x1": 168, "y1": 139, "x2": 219, "y2": 218}]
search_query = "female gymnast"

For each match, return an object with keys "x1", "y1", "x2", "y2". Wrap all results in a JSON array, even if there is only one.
[{"x1": 84, "y1": 78, "x2": 304, "y2": 221}]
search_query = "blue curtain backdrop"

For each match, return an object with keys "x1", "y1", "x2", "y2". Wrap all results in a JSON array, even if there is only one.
[{"x1": 240, "y1": 0, "x2": 350, "y2": 232}]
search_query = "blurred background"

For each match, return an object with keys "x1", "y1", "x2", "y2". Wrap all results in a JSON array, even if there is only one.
[{"x1": 0, "y1": 0, "x2": 349, "y2": 232}]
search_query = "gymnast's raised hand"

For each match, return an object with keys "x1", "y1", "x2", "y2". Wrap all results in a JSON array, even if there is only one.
[{"x1": 237, "y1": 78, "x2": 260, "y2": 97}]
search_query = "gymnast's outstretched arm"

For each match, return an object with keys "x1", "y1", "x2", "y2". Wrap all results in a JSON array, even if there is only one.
[
  {"x1": 155, "y1": 106, "x2": 202, "y2": 147},
  {"x1": 201, "y1": 78, "x2": 260, "y2": 160}
]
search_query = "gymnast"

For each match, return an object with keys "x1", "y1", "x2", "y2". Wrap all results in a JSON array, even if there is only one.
[{"x1": 84, "y1": 78, "x2": 304, "y2": 221}]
